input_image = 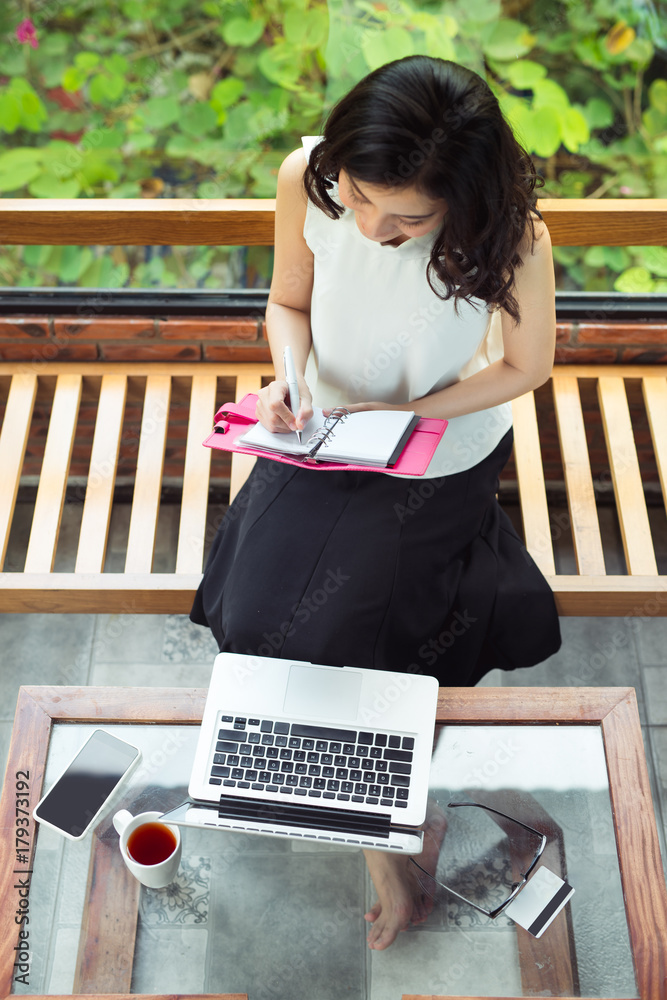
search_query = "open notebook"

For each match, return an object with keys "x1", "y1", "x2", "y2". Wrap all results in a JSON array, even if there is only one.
[{"x1": 239, "y1": 406, "x2": 419, "y2": 468}]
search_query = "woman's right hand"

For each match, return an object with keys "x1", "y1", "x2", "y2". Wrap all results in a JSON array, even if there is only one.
[{"x1": 255, "y1": 375, "x2": 313, "y2": 434}]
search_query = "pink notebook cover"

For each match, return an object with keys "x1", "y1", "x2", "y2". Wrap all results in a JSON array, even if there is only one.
[{"x1": 202, "y1": 394, "x2": 447, "y2": 476}]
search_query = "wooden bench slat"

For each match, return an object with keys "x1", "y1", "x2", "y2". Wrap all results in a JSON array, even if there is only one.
[
  {"x1": 0, "y1": 373, "x2": 37, "y2": 570},
  {"x1": 511, "y1": 391, "x2": 556, "y2": 576},
  {"x1": 175, "y1": 375, "x2": 217, "y2": 574},
  {"x1": 24, "y1": 374, "x2": 82, "y2": 574},
  {"x1": 1, "y1": 361, "x2": 666, "y2": 615},
  {"x1": 597, "y1": 376, "x2": 658, "y2": 576},
  {"x1": 1, "y1": 571, "x2": 665, "y2": 616},
  {"x1": 642, "y1": 375, "x2": 667, "y2": 520},
  {"x1": 75, "y1": 375, "x2": 128, "y2": 574},
  {"x1": 552, "y1": 375, "x2": 606, "y2": 576},
  {"x1": 124, "y1": 376, "x2": 172, "y2": 574},
  {"x1": 229, "y1": 372, "x2": 265, "y2": 504}
]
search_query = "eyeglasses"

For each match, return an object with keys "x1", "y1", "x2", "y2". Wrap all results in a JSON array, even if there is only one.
[{"x1": 410, "y1": 800, "x2": 547, "y2": 920}]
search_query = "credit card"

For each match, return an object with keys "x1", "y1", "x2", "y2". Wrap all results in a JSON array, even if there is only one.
[{"x1": 505, "y1": 865, "x2": 574, "y2": 938}]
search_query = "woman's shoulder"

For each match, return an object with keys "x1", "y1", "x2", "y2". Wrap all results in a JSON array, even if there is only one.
[
  {"x1": 278, "y1": 147, "x2": 308, "y2": 186},
  {"x1": 517, "y1": 212, "x2": 551, "y2": 263}
]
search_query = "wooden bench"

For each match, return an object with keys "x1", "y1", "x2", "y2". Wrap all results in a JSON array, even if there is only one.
[{"x1": 1, "y1": 199, "x2": 666, "y2": 615}]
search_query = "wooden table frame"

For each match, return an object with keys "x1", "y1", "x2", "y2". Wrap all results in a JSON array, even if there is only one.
[{"x1": 1, "y1": 685, "x2": 666, "y2": 1000}]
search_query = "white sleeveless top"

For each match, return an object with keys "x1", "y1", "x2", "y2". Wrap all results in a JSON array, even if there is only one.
[{"x1": 301, "y1": 137, "x2": 512, "y2": 478}]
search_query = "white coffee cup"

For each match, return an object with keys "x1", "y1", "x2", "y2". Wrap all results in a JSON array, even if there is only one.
[{"x1": 113, "y1": 809, "x2": 181, "y2": 889}]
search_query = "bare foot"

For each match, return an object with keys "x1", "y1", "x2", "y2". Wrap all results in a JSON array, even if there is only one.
[{"x1": 363, "y1": 803, "x2": 447, "y2": 950}]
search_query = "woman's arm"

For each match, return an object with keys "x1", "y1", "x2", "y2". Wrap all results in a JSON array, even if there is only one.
[
  {"x1": 257, "y1": 148, "x2": 316, "y2": 434},
  {"x1": 343, "y1": 220, "x2": 556, "y2": 420}
]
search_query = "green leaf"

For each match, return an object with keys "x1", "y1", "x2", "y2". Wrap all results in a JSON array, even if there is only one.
[
  {"x1": 75, "y1": 52, "x2": 100, "y2": 70},
  {"x1": 635, "y1": 246, "x2": 667, "y2": 278},
  {"x1": 503, "y1": 59, "x2": 547, "y2": 89},
  {"x1": 583, "y1": 97, "x2": 614, "y2": 129},
  {"x1": 559, "y1": 106, "x2": 590, "y2": 151},
  {"x1": 642, "y1": 106, "x2": 667, "y2": 137},
  {"x1": 62, "y1": 66, "x2": 88, "y2": 92},
  {"x1": 0, "y1": 147, "x2": 43, "y2": 170},
  {"x1": 126, "y1": 132, "x2": 156, "y2": 151},
  {"x1": 0, "y1": 146, "x2": 43, "y2": 190},
  {"x1": 614, "y1": 267, "x2": 655, "y2": 293},
  {"x1": 79, "y1": 255, "x2": 119, "y2": 287},
  {"x1": 165, "y1": 134, "x2": 197, "y2": 157},
  {"x1": 28, "y1": 174, "x2": 82, "y2": 198},
  {"x1": 284, "y1": 7, "x2": 328, "y2": 49},
  {"x1": 0, "y1": 167, "x2": 39, "y2": 192},
  {"x1": 89, "y1": 74, "x2": 126, "y2": 104},
  {"x1": 22, "y1": 245, "x2": 50, "y2": 267},
  {"x1": 221, "y1": 17, "x2": 265, "y2": 47},
  {"x1": 583, "y1": 246, "x2": 630, "y2": 270},
  {"x1": 515, "y1": 105, "x2": 562, "y2": 157},
  {"x1": 532, "y1": 78, "x2": 570, "y2": 111},
  {"x1": 258, "y1": 44, "x2": 303, "y2": 90},
  {"x1": 210, "y1": 77, "x2": 245, "y2": 109},
  {"x1": 142, "y1": 96, "x2": 182, "y2": 130},
  {"x1": 104, "y1": 54, "x2": 129, "y2": 75},
  {"x1": 649, "y1": 79, "x2": 667, "y2": 114},
  {"x1": 481, "y1": 19, "x2": 535, "y2": 61},
  {"x1": 40, "y1": 33, "x2": 70, "y2": 55},
  {"x1": 58, "y1": 246, "x2": 92, "y2": 284},
  {"x1": 361, "y1": 26, "x2": 415, "y2": 71},
  {"x1": 180, "y1": 102, "x2": 219, "y2": 136},
  {"x1": 423, "y1": 20, "x2": 457, "y2": 61},
  {"x1": 0, "y1": 94, "x2": 22, "y2": 133},
  {"x1": 78, "y1": 151, "x2": 120, "y2": 186},
  {"x1": 623, "y1": 37, "x2": 653, "y2": 67}
]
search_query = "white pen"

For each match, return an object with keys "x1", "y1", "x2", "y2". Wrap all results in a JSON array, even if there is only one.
[{"x1": 282, "y1": 345, "x2": 302, "y2": 444}]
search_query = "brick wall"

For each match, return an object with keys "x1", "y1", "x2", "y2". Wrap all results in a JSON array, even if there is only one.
[
  {"x1": 0, "y1": 315, "x2": 271, "y2": 363},
  {"x1": 1, "y1": 315, "x2": 665, "y2": 487},
  {"x1": 2, "y1": 315, "x2": 665, "y2": 364}
]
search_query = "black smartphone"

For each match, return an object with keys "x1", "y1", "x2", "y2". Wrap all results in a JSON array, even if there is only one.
[{"x1": 33, "y1": 729, "x2": 141, "y2": 840}]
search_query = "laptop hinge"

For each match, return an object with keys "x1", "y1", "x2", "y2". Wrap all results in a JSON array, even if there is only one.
[{"x1": 217, "y1": 794, "x2": 392, "y2": 839}]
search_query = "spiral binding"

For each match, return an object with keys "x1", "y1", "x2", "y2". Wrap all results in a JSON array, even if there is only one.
[{"x1": 306, "y1": 406, "x2": 350, "y2": 458}]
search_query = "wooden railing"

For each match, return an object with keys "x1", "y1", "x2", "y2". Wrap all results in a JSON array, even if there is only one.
[{"x1": 1, "y1": 198, "x2": 666, "y2": 245}]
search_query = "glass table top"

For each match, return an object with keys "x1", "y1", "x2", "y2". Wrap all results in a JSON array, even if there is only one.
[{"x1": 16, "y1": 721, "x2": 638, "y2": 999}]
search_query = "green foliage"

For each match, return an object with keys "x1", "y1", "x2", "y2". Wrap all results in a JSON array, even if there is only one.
[{"x1": 0, "y1": 0, "x2": 665, "y2": 290}]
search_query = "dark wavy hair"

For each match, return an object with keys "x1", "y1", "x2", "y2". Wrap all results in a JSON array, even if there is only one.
[{"x1": 303, "y1": 56, "x2": 544, "y2": 322}]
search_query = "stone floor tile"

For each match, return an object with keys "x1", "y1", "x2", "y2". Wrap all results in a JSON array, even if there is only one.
[
  {"x1": 643, "y1": 667, "x2": 667, "y2": 724},
  {"x1": 632, "y1": 617, "x2": 667, "y2": 665},
  {"x1": 501, "y1": 617, "x2": 645, "y2": 718},
  {"x1": 645, "y1": 726, "x2": 667, "y2": 880},
  {"x1": 131, "y1": 927, "x2": 208, "y2": 993},
  {"x1": 476, "y1": 667, "x2": 503, "y2": 687},
  {"x1": 206, "y1": 851, "x2": 367, "y2": 999},
  {"x1": 89, "y1": 659, "x2": 214, "y2": 688},
  {"x1": 162, "y1": 614, "x2": 219, "y2": 663},
  {"x1": 91, "y1": 614, "x2": 165, "y2": 663},
  {"x1": 0, "y1": 721, "x2": 14, "y2": 773},
  {"x1": 0, "y1": 614, "x2": 94, "y2": 718},
  {"x1": 139, "y1": 854, "x2": 211, "y2": 926},
  {"x1": 369, "y1": 925, "x2": 521, "y2": 999}
]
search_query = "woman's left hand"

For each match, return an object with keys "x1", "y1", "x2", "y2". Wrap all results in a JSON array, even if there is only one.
[{"x1": 323, "y1": 400, "x2": 392, "y2": 416}]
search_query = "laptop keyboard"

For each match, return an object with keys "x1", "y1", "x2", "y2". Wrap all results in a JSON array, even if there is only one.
[{"x1": 208, "y1": 716, "x2": 415, "y2": 809}]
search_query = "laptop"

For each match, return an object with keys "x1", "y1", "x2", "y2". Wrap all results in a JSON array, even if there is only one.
[{"x1": 161, "y1": 652, "x2": 439, "y2": 854}]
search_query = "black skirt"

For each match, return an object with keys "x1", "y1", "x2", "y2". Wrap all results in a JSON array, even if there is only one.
[{"x1": 190, "y1": 430, "x2": 561, "y2": 686}]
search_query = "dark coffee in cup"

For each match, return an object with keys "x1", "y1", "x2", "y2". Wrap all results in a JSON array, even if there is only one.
[{"x1": 126, "y1": 821, "x2": 177, "y2": 866}]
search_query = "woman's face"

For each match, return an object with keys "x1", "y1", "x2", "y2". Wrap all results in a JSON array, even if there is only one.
[{"x1": 338, "y1": 169, "x2": 448, "y2": 245}]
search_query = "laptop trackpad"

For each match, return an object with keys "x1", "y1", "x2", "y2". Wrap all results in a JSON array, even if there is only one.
[{"x1": 283, "y1": 664, "x2": 362, "y2": 721}]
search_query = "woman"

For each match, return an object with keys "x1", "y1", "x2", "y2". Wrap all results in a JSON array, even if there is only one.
[{"x1": 192, "y1": 55, "x2": 561, "y2": 949}]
